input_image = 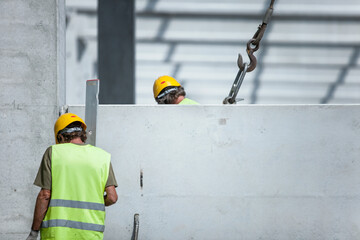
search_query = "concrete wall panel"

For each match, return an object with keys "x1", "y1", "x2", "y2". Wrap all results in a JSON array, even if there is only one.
[
  {"x1": 70, "y1": 105, "x2": 360, "y2": 240},
  {"x1": 0, "y1": 0, "x2": 65, "y2": 239}
]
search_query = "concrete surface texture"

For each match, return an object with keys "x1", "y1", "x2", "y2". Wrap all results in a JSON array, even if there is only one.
[
  {"x1": 70, "y1": 104, "x2": 360, "y2": 240},
  {"x1": 0, "y1": 0, "x2": 65, "y2": 239}
]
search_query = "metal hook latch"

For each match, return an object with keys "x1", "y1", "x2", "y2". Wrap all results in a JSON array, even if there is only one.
[
  {"x1": 237, "y1": 39, "x2": 259, "y2": 73},
  {"x1": 223, "y1": 62, "x2": 249, "y2": 104},
  {"x1": 222, "y1": 0, "x2": 275, "y2": 104}
]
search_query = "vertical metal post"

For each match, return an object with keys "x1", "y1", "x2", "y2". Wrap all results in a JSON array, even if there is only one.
[
  {"x1": 131, "y1": 214, "x2": 139, "y2": 240},
  {"x1": 98, "y1": 0, "x2": 135, "y2": 104},
  {"x1": 85, "y1": 79, "x2": 99, "y2": 146}
]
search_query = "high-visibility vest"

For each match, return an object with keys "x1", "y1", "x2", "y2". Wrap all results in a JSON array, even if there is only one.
[
  {"x1": 40, "y1": 143, "x2": 111, "y2": 240},
  {"x1": 179, "y1": 98, "x2": 199, "y2": 105}
]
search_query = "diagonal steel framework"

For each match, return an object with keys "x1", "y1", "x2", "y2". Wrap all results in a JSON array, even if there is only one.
[{"x1": 320, "y1": 47, "x2": 360, "y2": 103}]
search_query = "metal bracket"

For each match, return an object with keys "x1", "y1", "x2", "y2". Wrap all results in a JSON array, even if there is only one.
[
  {"x1": 131, "y1": 214, "x2": 140, "y2": 240},
  {"x1": 85, "y1": 79, "x2": 99, "y2": 146},
  {"x1": 59, "y1": 105, "x2": 69, "y2": 116}
]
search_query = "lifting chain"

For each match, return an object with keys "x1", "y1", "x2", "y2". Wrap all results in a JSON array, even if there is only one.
[{"x1": 223, "y1": 0, "x2": 275, "y2": 104}]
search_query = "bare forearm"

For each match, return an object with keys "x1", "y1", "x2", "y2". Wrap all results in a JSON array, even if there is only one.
[
  {"x1": 104, "y1": 193, "x2": 117, "y2": 206},
  {"x1": 104, "y1": 195, "x2": 114, "y2": 206},
  {"x1": 104, "y1": 186, "x2": 118, "y2": 206},
  {"x1": 31, "y1": 189, "x2": 51, "y2": 231}
]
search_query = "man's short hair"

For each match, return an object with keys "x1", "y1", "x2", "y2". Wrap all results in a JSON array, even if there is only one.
[
  {"x1": 156, "y1": 86, "x2": 186, "y2": 104},
  {"x1": 56, "y1": 121, "x2": 87, "y2": 143}
]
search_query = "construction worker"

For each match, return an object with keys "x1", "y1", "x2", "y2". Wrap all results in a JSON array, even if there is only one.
[
  {"x1": 26, "y1": 113, "x2": 118, "y2": 240},
  {"x1": 153, "y1": 75, "x2": 199, "y2": 104}
]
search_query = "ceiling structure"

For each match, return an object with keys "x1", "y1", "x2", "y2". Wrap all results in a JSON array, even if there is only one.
[{"x1": 65, "y1": 0, "x2": 360, "y2": 105}]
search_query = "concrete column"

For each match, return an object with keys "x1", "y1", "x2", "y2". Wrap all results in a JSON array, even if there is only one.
[
  {"x1": 0, "y1": 0, "x2": 65, "y2": 238},
  {"x1": 98, "y1": 0, "x2": 135, "y2": 104}
]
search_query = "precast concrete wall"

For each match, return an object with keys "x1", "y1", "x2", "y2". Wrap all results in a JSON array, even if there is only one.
[
  {"x1": 0, "y1": 0, "x2": 65, "y2": 239},
  {"x1": 70, "y1": 104, "x2": 360, "y2": 240}
]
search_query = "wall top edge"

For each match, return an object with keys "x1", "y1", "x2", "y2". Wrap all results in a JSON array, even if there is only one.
[{"x1": 68, "y1": 104, "x2": 360, "y2": 108}]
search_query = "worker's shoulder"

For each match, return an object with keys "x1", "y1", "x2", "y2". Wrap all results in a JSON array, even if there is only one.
[
  {"x1": 87, "y1": 144, "x2": 111, "y2": 155},
  {"x1": 51, "y1": 143, "x2": 110, "y2": 155},
  {"x1": 179, "y1": 98, "x2": 199, "y2": 105}
]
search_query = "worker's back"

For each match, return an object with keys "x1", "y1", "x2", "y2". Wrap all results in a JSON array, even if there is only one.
[{"x1": 41, "y1": 143, "x2": 110, "y2": 240}]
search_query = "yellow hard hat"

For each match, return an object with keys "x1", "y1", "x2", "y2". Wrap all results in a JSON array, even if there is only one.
[
  {"x1": 153, "y1": 76, "x2": 181, "y2": 99},
  {"x1": 54, "y1": 113, "x2": 87, "y2": 144}
]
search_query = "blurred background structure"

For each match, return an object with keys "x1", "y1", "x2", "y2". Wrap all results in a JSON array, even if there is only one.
[{"x1": 66, "y1": 0, "x2": 360, "y2": 105}]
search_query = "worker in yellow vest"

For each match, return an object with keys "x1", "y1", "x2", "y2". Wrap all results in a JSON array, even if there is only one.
[
  {"x1": 153, "y1": 76, "x2": 199, "y2": 104},
  {"x1": 27, "y1": 113, "x2": 118, "y2": 240}
]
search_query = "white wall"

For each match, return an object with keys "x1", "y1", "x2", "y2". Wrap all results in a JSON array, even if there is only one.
[
  {"x1": 71, "y1": 104, "x2": 360, "y2": 240},
  {"x1": 0, "y1": 0, "x2": 65, "y2": 239}
]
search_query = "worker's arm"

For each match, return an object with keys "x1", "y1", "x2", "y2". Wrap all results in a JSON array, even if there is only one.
[
  {"x1": 31, "y1": 189, "x2": 51, "y2": 230},
  {"x1": 27, "y1": 189, "x2": 51, "y2": 240},
  {"x1": 104, "y1": 185, "x2": 118, "y2": 206}
]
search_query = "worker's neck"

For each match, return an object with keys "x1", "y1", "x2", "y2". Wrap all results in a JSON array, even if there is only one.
[
  {"x1": 174, "y1": 96, "x2": 185, "y2": 104},
  {"x1": 70, "y1": 138, "x2": 84, "y2": 144}
]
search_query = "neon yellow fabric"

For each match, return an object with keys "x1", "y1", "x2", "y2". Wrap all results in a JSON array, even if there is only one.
[
  {"x1": 44, "y1": 207, "x2": 105, "y2": 225},
  {"x1": 41, "y1": 227, "x2": 103, "y2": 240},
  {"x1": 179, "y1": 98, "x2": 199, "y2": 105},
  {"x1": 41, "y1": 143, "x2": 110, "y2": 240}
]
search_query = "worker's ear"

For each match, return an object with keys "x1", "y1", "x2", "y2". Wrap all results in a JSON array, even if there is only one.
[
  {"x1": 57, "y1": 134, "x2": 65, "y2": 144},
  {"x1": 57, "y1": 135, "x2": 61, "y2": 143}
]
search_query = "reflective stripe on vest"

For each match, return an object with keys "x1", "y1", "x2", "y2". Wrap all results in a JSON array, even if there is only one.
[
  {"x1": 49, "y1": 199, "x2": 105, "y2": 211},
  {"x1": 41, "y1": 143, "x2": 111, "y2": 238},
  {"x1": 42, "y1": 219, "x2": 105, "y2": 232}
]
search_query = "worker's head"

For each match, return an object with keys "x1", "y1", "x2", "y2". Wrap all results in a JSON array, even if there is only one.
[
  {"x1": 153, "y1": 76, "x2": 186, "y2": 104},
  {"x1": 54, "y1": 113, "x2": 87, "y2": 144}
]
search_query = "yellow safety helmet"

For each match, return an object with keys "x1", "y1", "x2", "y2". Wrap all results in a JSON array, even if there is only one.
[
  {"x1": 153, "y1": 75, "x2": 181, "y2": 99},
  {"x1": 54, "y1": 113, "x2": 87, "y2": 144}
]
